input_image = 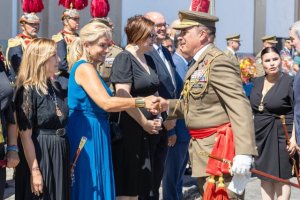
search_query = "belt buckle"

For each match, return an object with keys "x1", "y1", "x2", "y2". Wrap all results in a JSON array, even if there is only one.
[{"x1": 56, "y1": 128, "x2": 66, "y2": 137}]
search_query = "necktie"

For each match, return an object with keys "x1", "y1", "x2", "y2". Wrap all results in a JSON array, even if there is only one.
[
  {"x1": 188, "y1": 58, "x2": 196, "y2": 67},
  {"x1": 157, "y1": 46, "x2": 175, "y2": 86}
]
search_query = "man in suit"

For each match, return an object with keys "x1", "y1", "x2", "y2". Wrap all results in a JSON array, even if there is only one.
[
  {"x1": 143, "y1": 11, "x2": 176, "y2": 200},
  {"x1": 6, "y1": 13, "x2": 40, "y2": 83},
  {"x1": 162, "y1": 33, "x2": 191, "y2": 200},
  {"x1": 224, "y1": 34, "x2": 241, "y2": 67},
  {"x1": 166, "y1": 10, "x2": 257, "y2": 199},
  {"x1": 290, "y1": 21, "x2": 300, "y2": 146},
  {"x1": 255, "y1": 35, "x2": 278, "y2": 77}
]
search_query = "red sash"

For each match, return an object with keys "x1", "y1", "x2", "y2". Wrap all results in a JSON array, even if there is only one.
[{"x1": 189, "y1": 122, "x2": 235, "y2": 176}]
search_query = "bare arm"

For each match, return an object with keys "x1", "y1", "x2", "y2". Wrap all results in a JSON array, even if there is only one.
[
  {"x1": 6, "y1": 112, "x2": 20, "y2": 168},
  {"x1": 75, "y1": 63, "x2": 157, "y2": 112},
  {"x1": 19, "y1": 129, "x2": 43, "y2": 195}
]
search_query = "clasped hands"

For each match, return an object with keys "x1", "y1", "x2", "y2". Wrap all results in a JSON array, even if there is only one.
[{"x1": 144, "y1": 96, "x2": 169, "y2": 115}]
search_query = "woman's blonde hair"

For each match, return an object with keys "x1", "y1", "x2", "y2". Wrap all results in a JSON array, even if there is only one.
[
  {"x1": 68, "y1": 22, "x2": 112, "y2": 69},
  {"x1": 16, "y1": 38, "x2": 56, "y2": 95}
]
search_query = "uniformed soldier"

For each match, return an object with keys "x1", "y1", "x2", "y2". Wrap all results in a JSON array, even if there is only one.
[
  {"x1": 255, "y1": 35, "x2": 278, "y2": 77},
  {"x1": 89, "y1": 17, "x2": 123, "y2": 86},
  {"x1": 163, "y1": 10, "x2": 257, "y2": 199},
  {"x1": 6, "y1": 13, "x2": 40, "y2": 83},
  {"x1": 224, "y1": 34, "x2": 241, "y2": 68},
  {"x1": 52, "y1": 9, "x2": 80, "y2": 91}
]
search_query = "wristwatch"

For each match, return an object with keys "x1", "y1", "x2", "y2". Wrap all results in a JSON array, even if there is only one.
[{"x1": 135, "y1": 98, "x2": 145, "y2": 108}]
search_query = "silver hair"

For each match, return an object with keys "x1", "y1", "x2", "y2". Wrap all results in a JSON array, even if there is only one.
[{"x1": 292, "y1": 21, "x2": 300, "y2": 40}]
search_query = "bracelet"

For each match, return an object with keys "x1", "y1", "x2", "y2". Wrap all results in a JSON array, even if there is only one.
[
  {"x1": 6, "y1": 145, "x2": 19, "y2": 153},
  {"x1": 135, "y1": 98, "x2": 145, "y2": 108}
]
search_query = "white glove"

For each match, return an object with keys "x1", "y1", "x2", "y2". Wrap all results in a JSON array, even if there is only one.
[
  {"x1": 228, "y1": 173, "x2": 251, "y2": 195},
  {"x1": 230, "y1": 155, "x2": 253, "y2": 175}
]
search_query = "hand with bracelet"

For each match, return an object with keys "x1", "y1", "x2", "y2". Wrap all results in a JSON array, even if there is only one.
[
  {"x1": 31, "y1": 166, "x2": 43, "y2": 196},
  {"x1": 6, "y1": 145, "x2": 20, "y2": 168}
]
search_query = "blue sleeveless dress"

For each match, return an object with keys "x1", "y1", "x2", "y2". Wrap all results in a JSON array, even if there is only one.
[{"x1": 67, "y1": 60, "x2": 115, "y2": 200}]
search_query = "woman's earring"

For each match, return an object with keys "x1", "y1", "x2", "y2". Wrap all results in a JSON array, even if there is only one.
[{"x1": 86, "y1": 50, "x2": 93, "y2": 63}]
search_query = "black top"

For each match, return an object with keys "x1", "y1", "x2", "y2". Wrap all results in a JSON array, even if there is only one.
[
  {"x1": 110, "y1": 50, "x2": 159, "y2": 97},
  {"x1": 14, "y1": 81, "x2": 68, "y2": 132},
  {"x1": 249, "y1": 73, "x2": 294, "y2": 180}
]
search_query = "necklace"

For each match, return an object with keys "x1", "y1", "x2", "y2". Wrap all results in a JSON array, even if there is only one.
[{"x1": 48, "y1": 83, "x2": 63, "y2": 117}]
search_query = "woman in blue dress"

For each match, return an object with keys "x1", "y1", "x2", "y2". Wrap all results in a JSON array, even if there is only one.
[{"x1": 67, "y1": 22, "x2": 161, "y2": 200}]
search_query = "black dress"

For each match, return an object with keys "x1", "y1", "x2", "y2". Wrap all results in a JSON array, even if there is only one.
[
  {"x1": 249, "y1": 73, "x2": 294, "y2": 181},
  {"x1": 14, "y1": 82, "x2": 69, "y2": 200},
  {"x1": 110, "y1": 50, "x2": 160, "y2": 196}
]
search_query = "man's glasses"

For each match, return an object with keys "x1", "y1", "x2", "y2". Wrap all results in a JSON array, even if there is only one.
[
  {"x1": 155, "y1": 23, "x2": 169, "y2": 29},
  {"x1": 25, "y1": 22, "x2": 40, "y2": 27}
]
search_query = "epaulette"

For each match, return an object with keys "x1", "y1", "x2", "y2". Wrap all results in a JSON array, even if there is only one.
[
  {"x1": 111, "y1": 44, "x2": 123, "y2": 51},
  {"x1": 7, "y1": 38, "x2": 21, "y2": 48},
  {"x1": 208, "y1": 47, "x2": 224, "y2": 57},
  {"x1": 52, "y1": 33, "x2": 64, "y2": 43}
]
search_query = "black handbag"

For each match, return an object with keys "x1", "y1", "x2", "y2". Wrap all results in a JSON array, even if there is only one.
[{"x1": 110, "y1": 112, "x2": 123, "y2": 143}]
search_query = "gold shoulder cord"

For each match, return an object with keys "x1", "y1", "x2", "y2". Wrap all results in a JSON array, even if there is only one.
[{"x1": 172, "y1": 52, "x2": 223, "y2": 117}]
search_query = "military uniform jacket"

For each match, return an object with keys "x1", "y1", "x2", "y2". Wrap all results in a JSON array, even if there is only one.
[
  {"x1": 169, "y1": 44, "x2": 257, "y2": 155},
  {"x1": 52, "y1": 31, "x2": 78, "y2": 72},
  {"x1": 223, "y1": 48, "x2": 239, "y2": 65},
  {"x1": 97, "y1": 44, "x2": 123, "y2": 82},
  {"x1": 255, "y1": 50, "x2": 265, "y2": 77}
]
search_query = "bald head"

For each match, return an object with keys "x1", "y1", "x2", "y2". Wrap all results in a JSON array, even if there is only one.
[{"x1": 144, "y1": 11, "x2": 167, "y2": 44}]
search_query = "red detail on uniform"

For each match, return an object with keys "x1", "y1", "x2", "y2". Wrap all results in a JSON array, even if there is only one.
[
  {"x1": 215, "y1": 187, "x2": 229, "y2": 200},
  {"x1": 22, "y1": 0, "x2": 44, "y2": 13},
  {"x1": 189, "y1": 122, "x2": 235, "y2": 176},
  {"x1": 0, "y1": 53, "x2": 4, "y2": 62},
  {"x1": 58, "y1": 0, "x2": 88, "y2": 10},
  {"x1": 202, "y1": 180, "x2": 216, "y2": 200},
  {"x1": 90, "y1": 0, "x2": 110, "y2": 17},
  {"x1": 190, "y1": 0, "x2": 210, "y2": 13}
]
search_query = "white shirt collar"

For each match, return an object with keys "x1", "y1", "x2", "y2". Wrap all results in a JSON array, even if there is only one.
[{"x1": 193, "y1": 44, "x2": 211, "y2": 61}]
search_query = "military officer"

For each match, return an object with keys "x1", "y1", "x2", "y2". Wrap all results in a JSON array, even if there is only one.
[
  {"x1": 89, "y1": 17, "x2": 122, "y2": 86},
  {"x1": 52, "y1": 9, "x2": 80, "y2": 91},
  {"x1": 255, "y1": 35, "x2": 278, "y2": 77},
  {"x1": 6, "y1": 13, "x2": 40, "y2": 83},
  {"x1": 159, "y1": 10, "x2": 257, "y2": 199},
  {"x1": 224, "y1": 34, "x2": 241, "y2": 68}
]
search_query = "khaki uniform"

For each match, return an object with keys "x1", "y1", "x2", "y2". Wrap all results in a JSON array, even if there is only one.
[
  {"x1": 97, "y1": 44, "x2": 122, "y2": 84},
  {"x1": 223, "y1": 49, "x2": 240, "y2": 74},
  {"x1": 255, "y1": 50, "x2": 265, "y2": 77},
  {"x1": 168, "y1": 44, "x2": 257, "y2": 177}
]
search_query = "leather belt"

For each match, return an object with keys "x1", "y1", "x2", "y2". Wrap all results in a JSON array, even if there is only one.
[{"x1": 36, "y1": 128, "x2": 66, "y2": 137}]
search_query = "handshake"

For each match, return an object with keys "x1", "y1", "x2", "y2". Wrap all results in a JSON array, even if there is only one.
[{"x1": 142, "y1": 95, "x2": 170, "y2": 115}]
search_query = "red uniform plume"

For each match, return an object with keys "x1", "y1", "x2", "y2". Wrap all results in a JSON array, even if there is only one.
[
  {"x1": 22, "y1": 0, "x2": 44, "y2": 13},
  {"x1": 90, "y1": 0, "x2": 110, "y2": 18},
  {"x1": 190, "y1": 0, "x2": 210, "y2": 13},
  {"x1": 58, "y1": 0, "x2": 88, "y2": 10}
]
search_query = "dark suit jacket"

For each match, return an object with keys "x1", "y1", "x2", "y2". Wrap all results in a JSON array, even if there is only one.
[
  {"x1": 146, "y1": 45, "x2": 177, "y2": 136},
  {"x1": 146, "y1": 46, "x2": 177, "y2": 99}
]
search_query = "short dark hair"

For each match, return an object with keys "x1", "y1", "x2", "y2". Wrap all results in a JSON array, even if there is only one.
[{"x1": 125, "y1": 15, "x2": 154, "y2": 44}]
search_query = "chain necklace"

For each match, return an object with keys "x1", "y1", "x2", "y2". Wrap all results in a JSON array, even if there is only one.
[{"x1": 48, "y1": 83, "x2": 63, "y2": 117}]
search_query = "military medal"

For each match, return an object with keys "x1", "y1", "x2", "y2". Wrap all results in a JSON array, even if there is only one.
[{"x1": 258, "y1": 103, "x2": 264, "y2": 112}]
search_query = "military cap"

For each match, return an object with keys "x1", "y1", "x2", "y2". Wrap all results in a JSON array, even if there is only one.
[
  {"x1": 173, "y1": 10, "x2": 219, "y2": 29},
  {"x1": 88, "y1": 17, "x2": 113, "y2": 28},
  {"x1": 261, "y1": 35, "x2": 278, "y2": 44},
  {"x1": 61, "y1": 9, "x2": 80, "y2": 20},
  {"x1": 19, "y1": 13, "x2": 40, "y2": 24},
  {"x1": 226, "y1": 34, "x2": 240, "y2": 42}
]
